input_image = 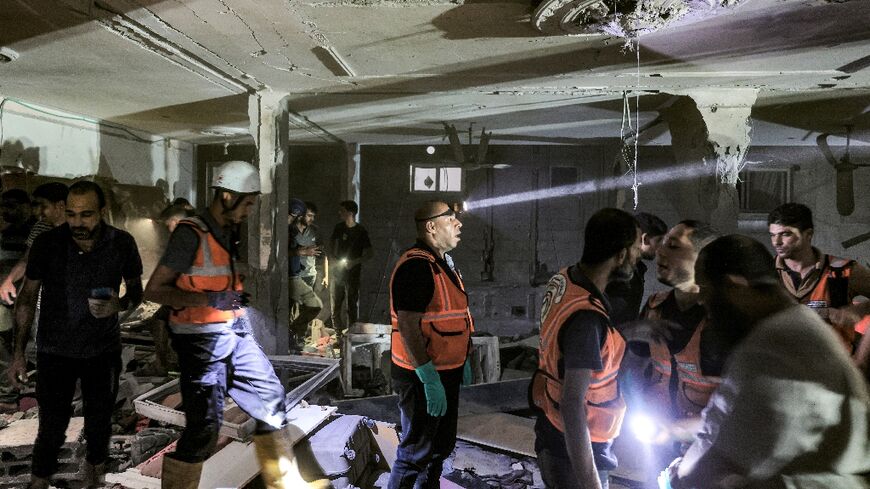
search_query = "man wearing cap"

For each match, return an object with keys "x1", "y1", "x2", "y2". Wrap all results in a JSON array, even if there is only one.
[
  {"x1": 145, "y1": 161, "x2": 297, "y2": 489},
  {"x1": 288, "y1": 198, "x2": 323, "y2": 351},
  {"x1": 388, "y1": 201, "x2": 474, "y2": 489}
]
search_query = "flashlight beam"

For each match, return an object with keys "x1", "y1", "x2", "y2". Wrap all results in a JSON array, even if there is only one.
[{"x1": 464, "y1": 164, "x2": 713, "y2": 211}]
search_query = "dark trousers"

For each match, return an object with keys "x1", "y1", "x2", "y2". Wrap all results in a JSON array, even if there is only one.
[
  {"x1": 170, "y1": 329, "x2": 287, "y2": 463},
  {"x1": 32, "y1": 350, "x2": 121, "y2": 478},
  {"x1": 388, "y1": 367, "x2": 462, "y2": 489},
  {"x1": 332, "y1": 266, "x2": 361, "y2": 330},
  {"x1": 534, "y1": 416, "x2": 612, "y2": 489}
]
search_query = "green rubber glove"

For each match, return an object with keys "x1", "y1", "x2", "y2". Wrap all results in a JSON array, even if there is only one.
[
  {"x1": 414, "y1": 361, "x2": 447, "y2": 417},
  {"x1": 462, "y1": 357, "x2": 473, "y2": 386}
]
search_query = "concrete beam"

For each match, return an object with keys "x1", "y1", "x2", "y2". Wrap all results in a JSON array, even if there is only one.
[
  {"x1": 247, "y1": 91, "x2": 291, "y2": 354},
  {"x1": 660, "y1": 89, "x2": 757, "y2": 232}
]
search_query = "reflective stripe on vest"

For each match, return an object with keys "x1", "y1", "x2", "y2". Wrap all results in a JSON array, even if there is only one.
[
  {"x1": 531, "y1": 268, "x2": 627, "y2": 443},
  {"x1": 642, "y1": 290, "x2": 721, "y2": 419},
  {"x1": 169, "y1": 217, "x2": 244, "y2": 332},
  {"x1": 800, "y1": 255, "x2": 868, "y2": 348},
  {"x1": 389, "y1": 248, "x2": 473, "y2": 371}
]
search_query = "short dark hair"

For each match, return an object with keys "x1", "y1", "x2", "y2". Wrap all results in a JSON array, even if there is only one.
[
  {"x1": 159, "y1": 203, "x2": 193, "y2": 221},
  {"x1": 68, "y1": 181, "x2": 107, "y2": 209},
  {"x1": 678, "y1": 220, "x2": 720, "y2": 251},
  {"x1": 581, "y1": 208, "x2": 638, "y2": 265},
  {"x1": 305, "y1": 201, "x2": 318, "y2": 214},
  {"x1": 768, "y1": 203, "x2": 813, "y2": 231},
  {"x1": 635, "y1": 212, "x2": 667, "y2": 237},
  {"x1": 32, "y1": 182, "x2": 69, "y2": 204},
  {"x1": 171, "y1": 197, "x2": 194, "y2": 210},
  {"x1": 1, "y1": 189, "x2": 30, "y2": 205},
  {"x1": 697, "y1": 235, "x2": 779, "y2": 287},
  {"x1": 339, "y1": 200, "x2": 358, "y2": 216}
]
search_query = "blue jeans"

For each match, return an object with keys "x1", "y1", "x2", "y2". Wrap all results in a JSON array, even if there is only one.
[
  {"x1": 388, "y1": 366, "x2": 462, "y2": 489},
  {"x1": 170, "y1": 328, "x2": 286, "y2": 462}
]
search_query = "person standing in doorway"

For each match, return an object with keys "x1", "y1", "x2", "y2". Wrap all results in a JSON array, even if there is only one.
[{"x1": 329, "y1": 200, "x2": 372, "y2": 331}]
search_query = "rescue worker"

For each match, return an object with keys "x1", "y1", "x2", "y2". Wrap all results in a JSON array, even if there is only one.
[
  {"x1": 767, "y1": 203, "x2": 870, "y2": 349},
  {"x1": 388, "y1": 201, "x2": 473, "y2": 489},
  {"x1": 621, "y1": 221, "x2": 719, "y2": 481},
  {"x1": 531, "y1": 208, "x2": 641, "y2": 489},
  {"x1": 144, "y1": 161, "x2": 297, "y2": 489},
  {"x1": 666, "y1": 235, "x2": 870, "y2": 489},
  {"x1": 606, "y1": 211, "x2": 667, "y2": 328}
]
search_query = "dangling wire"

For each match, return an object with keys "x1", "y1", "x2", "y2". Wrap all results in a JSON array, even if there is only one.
[{"x1": 619, "y1": 38, "x2": 642, "y2": 209}]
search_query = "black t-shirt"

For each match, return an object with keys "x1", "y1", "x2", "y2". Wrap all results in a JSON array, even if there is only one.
[
  {"x1": 390, "y1": 243, "x2": 463, "y2": 314},
  {"x1": 535, "y1": 266, "x2": 617, "y2": 470},
  {"x1": 27, "y1": 223, "x2": 142, "y2": 358},
  {"x1": 160, "y1": 213, "x2": 234, "y2": 273},
  {"x1": 630, "y1": 290, "x2": 725, "y2": 375},
  {"x1": 605, "y1": 260, "x2": 647, "y2": 327},
  {"x1": 390, "y1": 243, "x2": 465, "y2": 379},
  {"x1": 557, "y1": 266, "x2": 612, "y2": 373},
  {"x1": 330, "y1": 222, "x2": 371, "y2": 267}
]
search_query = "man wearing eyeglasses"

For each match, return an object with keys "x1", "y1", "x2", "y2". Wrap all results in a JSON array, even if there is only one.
[{"x1": 387, "y1": 201, "x2": 474, "y2": 489}]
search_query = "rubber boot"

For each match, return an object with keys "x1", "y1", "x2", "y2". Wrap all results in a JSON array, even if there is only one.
[
  {"x1": 161, "y1": 454, "x2": 203, "y2": 489},
  {"x1": 253, "y1": 428, "x2": 307, "y2": 488},
  {"x1": 82, "y1": 461, "x2": 106, "y2": 488},
  {"x1": 26, "y1": 476, "x2": 50, "y2": 489}
]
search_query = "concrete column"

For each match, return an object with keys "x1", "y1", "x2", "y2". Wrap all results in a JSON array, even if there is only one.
[
  {"x1": 660, "y1": 89, "x2": 757, "y2": 232},
  {"x1": 246, "y1": 91, "x2": 290, "y2": 354},
  {"x1": 343, "y1": 142, "x2": 361, "y2": 215}
]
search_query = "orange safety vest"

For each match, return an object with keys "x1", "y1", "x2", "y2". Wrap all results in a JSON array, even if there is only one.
[
  {"x1": 642, "y1": 291, "x2": 721, "y2": 419},
  {"x1": 790, "y1": 255, "x2": 868, "y2": 346},
  {"x1": 169, "y1": 217, "x2": 244, "y2": 334},
  {"x1": 531, "y1": 268, "x2": 626, "y2": 443},
  {"x1": 390, "y1": 247, "x2": 473, "y2": 371}
]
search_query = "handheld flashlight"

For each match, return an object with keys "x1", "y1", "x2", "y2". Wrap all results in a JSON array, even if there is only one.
[{"x1": 630, "y1": 413, "x2": 661, "y2": 444}]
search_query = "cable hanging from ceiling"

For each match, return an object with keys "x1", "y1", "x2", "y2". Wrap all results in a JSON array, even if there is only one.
[{"x1": 619, "y1": 38, "x2": 642, "y2": 209}]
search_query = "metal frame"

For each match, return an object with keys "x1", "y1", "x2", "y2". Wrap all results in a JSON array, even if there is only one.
[{"x1": 133, "y1": 355, "x2": 339, "y2": 440}]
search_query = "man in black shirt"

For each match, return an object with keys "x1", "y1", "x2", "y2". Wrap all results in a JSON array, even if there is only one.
[
  {"x1": 8, "y1": 181, "x2": 143, "y2": 489},
  {"x1": 605, "y1": 212, "x2": 667, "y2": 328},
  {"x1": 388, "y1": 201, "x2": 473, "y2": 489},
  {"x1": 532, "y1": 208, "x2": 641, "y2": 489},
  {"x1": 621, "y1": 220, "x2": 720, "y2": 484},
  {"x1": 329, "y1": 200, "x2": 372, "y2": 331}
]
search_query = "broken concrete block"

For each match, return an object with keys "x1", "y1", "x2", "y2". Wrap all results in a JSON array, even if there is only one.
[{"x1": 0, "y1": 417, "x2": 84, "y2": 486}]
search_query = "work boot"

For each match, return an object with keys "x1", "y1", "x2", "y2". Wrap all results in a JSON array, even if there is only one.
[
  {"x1": 26, "y1": 476, "x2": 50, "y2": 489},
  {"x1": 253, "y1": 427, "x2": 307, "y2": 488},
  {"x1": 161, "y1": 454, "x2": 203, "y2": 489},
  {"x1": 82, "y1": 461, "x2": 106, "y2": 488}
]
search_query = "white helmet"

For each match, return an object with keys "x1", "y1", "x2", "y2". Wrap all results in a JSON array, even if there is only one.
[{"x1": 211, "y1": 161, "x2": 261, "y2": 194}]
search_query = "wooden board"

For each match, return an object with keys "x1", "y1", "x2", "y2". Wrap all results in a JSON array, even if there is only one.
[
  {"x1": 456, "y1": 413, "x2": 536, "y2": 458},
  {"x1": 106, "y1": 405, "x2": 337, "y2": 489}
]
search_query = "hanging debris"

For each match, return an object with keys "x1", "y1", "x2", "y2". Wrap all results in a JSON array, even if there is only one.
[{"x1": 532, "y1": 0, "x2": 748, "y2": 38}]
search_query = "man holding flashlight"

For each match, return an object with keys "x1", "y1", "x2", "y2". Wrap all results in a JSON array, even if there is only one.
[
  {"x1": 329, "y1": 200, "x2": 372, "y2": 331},
  {"x1": 388, "y1": 201, "x2": 473, "y2": 489},
  {"x1": 7, "y1": 181, "x2": 143, "y2": 489}
]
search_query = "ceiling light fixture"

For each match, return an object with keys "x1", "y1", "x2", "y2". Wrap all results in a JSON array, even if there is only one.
[{"x1": 0, "y1": 47, "x2": 19, "y2": 64}]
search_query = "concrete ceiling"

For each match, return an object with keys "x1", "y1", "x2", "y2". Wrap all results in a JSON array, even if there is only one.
[{"x1": 1, "y1": 0, "x2": 868, "y2": 146}]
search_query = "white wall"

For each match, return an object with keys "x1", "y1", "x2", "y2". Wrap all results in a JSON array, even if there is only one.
[{"x1": 0, "y1": 96, "x2": 193, "y2": 200}]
